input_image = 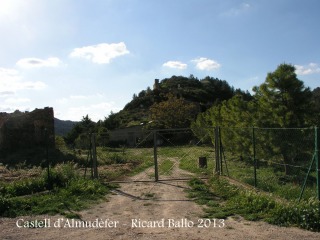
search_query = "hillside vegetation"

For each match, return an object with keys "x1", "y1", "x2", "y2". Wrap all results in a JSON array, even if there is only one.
[
  {"x1": 65, "y1": 66, "x2": 320, "y2": 148},
  {"x1": 104, "y1": 75, "x2": 251, "y2": 130}
]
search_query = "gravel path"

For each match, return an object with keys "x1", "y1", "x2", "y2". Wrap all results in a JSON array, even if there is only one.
[{"x1": 1, "y1": 176, "x2": 320, "y2": 240}]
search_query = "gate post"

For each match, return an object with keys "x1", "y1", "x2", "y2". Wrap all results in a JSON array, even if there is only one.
[
  {"x1": 153, "y1": 130, "x2": 159, "y2": 182},
  {"x1": 315, "y1": 127, "x2": 320, "y2": 201}
]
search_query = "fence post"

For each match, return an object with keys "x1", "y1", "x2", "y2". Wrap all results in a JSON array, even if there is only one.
[
  {"x1": 315, "y1": 127, "x2": 320, "y2": 201},
  {"x1": 315, "y1": 127, "x2": 320, "y2": 232},
  {"x1": 215, "y1": 126, "x2": 220, "y2": 175},
  {"x1": 153, "y1": 130, "x2": 159, "y2": 182},
  {"x1": 299, "y1": 154, "x2": 315, "y2": 202},
  {"x1": 252, "y1": 127, "x2": 257, "y2": 187},
  {"x1": 91, "y1": 133, "x2": 98, "y2": 179},
  {"x1": 219, "y1": 127, "x2": 223, "y2": 175}
]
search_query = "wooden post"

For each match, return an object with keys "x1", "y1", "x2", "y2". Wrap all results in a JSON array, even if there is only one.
[
  {"x1": 154, "y1": 130, "x2": 159, "y2": 182},
  {"x1": 252, "y1": 127, "x2": 257, "y2": 187},
  {"x1": 91, "y1": 133, "x2": 98, "y2": 179},
  {"x1": 219, "y1": 127, "x2": 223, "y2": 174}
]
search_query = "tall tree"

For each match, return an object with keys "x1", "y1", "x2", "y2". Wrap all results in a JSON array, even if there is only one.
[
  {"x1": 253, "y1": 63, "x2": 313, "y2": 174},
  {"x1": 192, "y1": 64, "x2": 314, "y2": 174},
  {"x1": 149, "y1": 93, "x2": 199, "y2": 129},
  {"x1": 192, "y1": 94, "x2": 255, "y2": 157},
  {"x1": 104, "y1": 111, "x2": 120, "y2": 130},
  {"x1": 64, "y1": 115, "x2": 96, "y2": 146},
  {"x1": 310, "y1": 87, "x2": 320, "y2": 126},
  {"x1": 253, "y1": 63, "x2": 312, "y2": 127}
]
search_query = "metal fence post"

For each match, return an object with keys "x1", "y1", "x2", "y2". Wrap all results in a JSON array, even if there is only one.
[
  {"x1": 299, "y1": 154, "x2": 315, "y2": 202},
  {"x1": 153, "y1": 130, "x2": 159, "y2": 182},
  {"x1": 215, "y1": 126, "x2": 220, "y2": 175},
  {"x1": 315, "y1": 127, "x2": 320, "y2": 233},
  {"x1": 219, "y1": 127, "x2": 223, "y2": 175},
  {"x1": 252, "y1": 127, "x2": 257, "y2": 187},
  {"x1": 315, "y1": 127, "x2": 320, "y2": 201}
]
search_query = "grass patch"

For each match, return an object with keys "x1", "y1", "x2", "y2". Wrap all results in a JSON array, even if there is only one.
[
  {"x1": 159, "y1": 159, "x2": 174, "y2": 175},
  {"x1": 0, "y1": 164, "x2": 116, "y2": 218},
  {"x1": 158, "y1": 146, "x2": 214, "y2": 176},
  {"x1": 143, "y1": 192, "x2": 156, "y2": 199},
  {"x1": 90, "y1": 147, "x2": 155, "y2": 181},
  {"x1": 187, "y1": 177, "x2": 320, "y2": 232}
]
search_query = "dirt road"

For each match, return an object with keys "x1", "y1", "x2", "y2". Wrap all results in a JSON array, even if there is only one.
[{"x1": 1, "y1": 176, "x2": 320, "y2": 240}]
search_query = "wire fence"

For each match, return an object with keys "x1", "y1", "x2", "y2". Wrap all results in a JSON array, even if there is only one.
[
  {"x1": 1, "y1": 125, "x2": 319, "y2": 201},
  {"x1": 155, "y1": 129, "x2": 214, "y2": 180},
  {"x1": 217, "y1": 126, "x2": 319, "y2": 201},
  {"x1": 99, "y1": 128, "x2": 215, "y2": 182},
  {"x1": 94, "y1": 129, "x2": 155, "y2": 182}
]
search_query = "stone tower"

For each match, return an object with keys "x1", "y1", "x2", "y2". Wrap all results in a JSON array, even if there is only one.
[{"x1": 153, "y1": 79, "x2": 160, "y2": 90}]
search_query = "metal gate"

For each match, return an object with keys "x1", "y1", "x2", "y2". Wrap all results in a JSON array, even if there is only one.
[
  {"x1": 107, "y1": 128, "x2": 215, "y2": 182},
  {"x1": 154, "y1": 129, "x2": 214, "y2": 181}
]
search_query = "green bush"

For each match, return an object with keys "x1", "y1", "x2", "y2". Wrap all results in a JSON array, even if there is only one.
[
  {"x1": 0, "y1": 178, "x2": 46, "y2": 197},
  {"x1": 0, "y1": 196, "x2": 10, "y2": 214},
  {"x1": 109, "y1": 153, "x2": 127, "y2": 164},
  {"x1": 267, "y1": 198, "x2": 320, "y2": 231},
  {"x1": 67, "y1": 178, "x2": 107, "y2": 197},
  {"x1": 45, "y1": 163, "x2": 79, "y2": 189}
]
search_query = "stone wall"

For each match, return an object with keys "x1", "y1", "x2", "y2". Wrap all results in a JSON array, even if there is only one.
[{"x1": 0, "y1": 107, "x2": 55, "y2": 153}]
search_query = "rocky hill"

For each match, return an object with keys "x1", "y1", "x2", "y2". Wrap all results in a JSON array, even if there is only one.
[
  {"x1": 54, "y1": 118, "x2": 78, "y2": 136},
  {"x1": 104, "y1": 75, "x2": 252, "y2": 130}
]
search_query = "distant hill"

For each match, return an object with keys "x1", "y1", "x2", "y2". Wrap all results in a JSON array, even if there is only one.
[
  {"x1": 54, "y1": 118, "x2": 78, "y2": 136},
  {"x1": 104, "y1": 75, "x2": 252, "y2": 130}
]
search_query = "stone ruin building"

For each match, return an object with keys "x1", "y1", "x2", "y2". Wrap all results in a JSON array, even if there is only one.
[{"x1": 0, "y1": 107, "x2": 55, "y2": 153}]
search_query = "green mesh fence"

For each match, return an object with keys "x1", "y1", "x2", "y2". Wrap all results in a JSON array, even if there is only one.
[{"x1": 219, "y1": 127, "x2": 318, "y2": 201}]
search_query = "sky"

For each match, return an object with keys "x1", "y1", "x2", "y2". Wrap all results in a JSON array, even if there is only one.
[{"x1": 0, "y1": 0, "x2": 319, "y2": 121}]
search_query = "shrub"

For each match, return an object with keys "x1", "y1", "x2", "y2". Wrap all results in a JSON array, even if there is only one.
[
  {"x1": 45, "y1": 163, "x2": 79, "y2": 189},
  {"x1": 267, "y1": 198, "x2": 320, "y2": 231},
  {"x1": 109, "y1": 153, "x2": 127, "y2": 164}
]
